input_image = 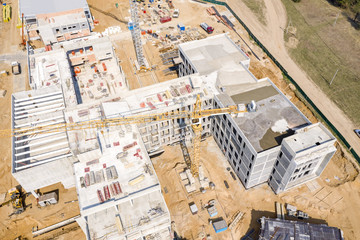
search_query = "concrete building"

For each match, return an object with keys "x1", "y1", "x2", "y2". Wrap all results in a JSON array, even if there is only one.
[
  {"x1": 178, "y1": 33, "x2": 250, "y2": 77},
  {"x1": 19, "y1": 0, "x2": 94, "y2": 44},
  {"x1": 177, "y1": 33, "x2": 335, "y2": 194},
  {"x1": 259, "y1": 217, "x2": 344, "y2": 240},
  {"x1": 268, "y1": 123, "x2": 337, "y2": 194}
]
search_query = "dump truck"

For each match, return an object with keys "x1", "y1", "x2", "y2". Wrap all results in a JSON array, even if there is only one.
[
  {"x1": 11, "y1": 61, "x2": 21, "y2": 75},
  {"x1": 200, "y1": 22, "x2": 214, "y2": 34}
]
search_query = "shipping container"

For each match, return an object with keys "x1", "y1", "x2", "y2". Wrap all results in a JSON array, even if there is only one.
[{"x1": 160, "y1": 16, "x2": 171, "y2": 23}]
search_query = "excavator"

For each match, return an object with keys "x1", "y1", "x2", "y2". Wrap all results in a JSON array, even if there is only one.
[{"x1": 0, "y1": 187, "x2": 25, "y2": 216}]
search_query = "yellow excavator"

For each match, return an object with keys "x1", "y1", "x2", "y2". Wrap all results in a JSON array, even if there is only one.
[{"x1": 0, "y1": 187, "x2": 25, "y2": 216}]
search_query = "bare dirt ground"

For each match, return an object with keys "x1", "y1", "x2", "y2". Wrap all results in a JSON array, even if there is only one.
[
  {"x1": 152, "y1": 138, "x2": 360, "y2": 240},
  {"x1": 227, "y1": 0, "x2": 360, "y2": 157}
]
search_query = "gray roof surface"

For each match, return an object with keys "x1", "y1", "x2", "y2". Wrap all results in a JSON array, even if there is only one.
[
  {"x1": 19, "y1": 0, "x2": 89, "y2": 17},
  {"x1": 179, "y1": 34, "x2": 249, "y2": 75},
  {"x1": 216, "y1": 80, "x2": 310, "y2": 152},
  {"x1": 259, "y1": 217, "x2": 344, "y2": 240}
]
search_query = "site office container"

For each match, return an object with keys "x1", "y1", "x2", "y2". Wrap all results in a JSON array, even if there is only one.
[{"x1": 160, "y1": 16, "x2": 172, "y2": 23}]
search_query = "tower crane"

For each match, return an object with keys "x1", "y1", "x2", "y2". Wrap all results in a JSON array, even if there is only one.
[{"x1": 3, "y1": 95, "x2": 246, "y2": 177}]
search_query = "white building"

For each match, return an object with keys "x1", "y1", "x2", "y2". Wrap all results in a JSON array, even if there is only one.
[{"x1": 19, "y1": 0, "x2": 94, "y2": 44}]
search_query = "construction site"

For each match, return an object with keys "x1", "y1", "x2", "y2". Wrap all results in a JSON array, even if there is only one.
[{"x1": 1, "y1": 0, "x2": 360, "y2": 239}]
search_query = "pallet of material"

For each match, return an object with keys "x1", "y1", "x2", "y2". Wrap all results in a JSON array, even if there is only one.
[
  {"x1": 221, "y1": 15, "x2": 234, "y2": 28},
  {"x1": 206, "y1": 7, "x2": 216, "y2": 15},
  {"x1": 211, "y1": 6, "x2": 220, "y2": 16}
]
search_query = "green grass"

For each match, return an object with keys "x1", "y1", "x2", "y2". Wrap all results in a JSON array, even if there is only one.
[
  {"x1": 281, "y1": 0, "x2": 360, "y2": 125},
  {"x1": 243, "y1": 0, "x2": 267, "y2": 25}
]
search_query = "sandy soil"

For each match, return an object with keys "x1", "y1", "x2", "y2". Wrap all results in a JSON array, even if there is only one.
[
  {"x1": 152, "y1": 138, "x2": 360, "y2": 240},
  {"x1": 226, "y1": 0, "x2": 360, "y2": 157}
]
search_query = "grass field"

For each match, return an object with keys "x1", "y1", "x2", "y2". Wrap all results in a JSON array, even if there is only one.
[
  {"x1": 243, "y1": 0, "x2": 267, "y2": 25},
  {"x1": 281, "y1": 0, "x2": 360, "y2": 125}
]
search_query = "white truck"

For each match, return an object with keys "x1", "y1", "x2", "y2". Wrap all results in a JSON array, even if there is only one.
[{"x1": 173, "y1": 9, "x2": 179, "y2": 18}]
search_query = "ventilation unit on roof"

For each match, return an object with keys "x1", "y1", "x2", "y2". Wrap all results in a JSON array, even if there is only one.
[{"x1": 247, "y1": 100, "x2": 257, "y2": 112}]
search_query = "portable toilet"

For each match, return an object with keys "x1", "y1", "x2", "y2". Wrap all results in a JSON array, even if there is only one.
[
  {"x1": 128, "y1": 22, "x2": 134, "y2": 30},
  {"x1": 177, "y1": 23, "x2": 185, "y2": 31}
]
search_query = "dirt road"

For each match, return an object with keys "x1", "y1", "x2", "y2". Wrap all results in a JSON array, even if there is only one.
[{"x1": 226, "y1": 0, "x2": 360, "y2": 157}]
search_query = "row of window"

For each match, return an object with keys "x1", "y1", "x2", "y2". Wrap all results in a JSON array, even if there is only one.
[{"x1": 290, "y1": 170, "x2": 310, "y2": 182}]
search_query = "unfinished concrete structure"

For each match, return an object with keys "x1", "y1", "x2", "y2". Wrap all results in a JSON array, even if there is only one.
[
  {"x1": 28, "y1": 36, "x2": 127, "y2": 105},
  {"x1": 19, "y1": 0, "x2": 93, "y2": 44},
  {"x1": 11, "y1": 86, "x2": 75, "y2": 196},
  {"x1": 64, "y1": 102, "x2": 171, "y2": 239},
  {"x1": 259, "y1": 217, "x2": 344, "y2": 240},
  {"x1": 11, "y1": 31, "x2": 339, "y2": 238}
]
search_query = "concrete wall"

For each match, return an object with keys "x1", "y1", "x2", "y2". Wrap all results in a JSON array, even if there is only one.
[
  {"x1": 178, "y1": 49, "x2": 197, "y2": 77},
  {"x1": 268, "y1": 133, "x2": 337, "y2": 194},
  {"x1": 211, "y1": 96, "x2": 279, "y2": 189},
  {"x1": 138, "y1": 99, "x2": 213, "y2": 152}
]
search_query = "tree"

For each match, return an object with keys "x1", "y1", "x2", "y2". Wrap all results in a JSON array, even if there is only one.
[{"x1": 350, "y1": 0, "x2": 360, "y2": 21}]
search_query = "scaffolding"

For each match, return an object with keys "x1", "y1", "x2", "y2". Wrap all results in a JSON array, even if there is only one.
[{"x1": 129, "y1": 0, "x2": 146, "y2": 68}]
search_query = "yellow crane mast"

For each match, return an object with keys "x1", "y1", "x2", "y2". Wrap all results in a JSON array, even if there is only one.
[{"x1": 3, "y1": 95, "x2": 246, "y2": 177}]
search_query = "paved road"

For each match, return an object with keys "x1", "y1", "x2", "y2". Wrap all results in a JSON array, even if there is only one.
[
  {"x1": 0, "y1": 52, "x2": 27, "y2": 93},
  {"x1": 226, "y1": 0, "x2": 360, "y2": 157}
]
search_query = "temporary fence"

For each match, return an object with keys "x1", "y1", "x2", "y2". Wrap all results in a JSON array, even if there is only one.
[{"x1": 202, "y1": 0, "x2": 360, "y2": 163}]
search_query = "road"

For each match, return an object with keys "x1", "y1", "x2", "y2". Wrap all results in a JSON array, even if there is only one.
[{"x1": 226, "y1": 0, "x2": 360, "y2": 157}]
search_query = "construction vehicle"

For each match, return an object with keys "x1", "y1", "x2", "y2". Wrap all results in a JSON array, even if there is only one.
[
  {"x1": 2, "y1": 95, "x2": 246, "y2": 178},
  {"x1": 0, "y1": 187, "x2": 25, "y2": 216},
  {"x1": 168, "y1": 0, "x2": 175, "y2": 9},
  {"x1": 200, "y1": 22, "x2": 214, "y2": 34}
]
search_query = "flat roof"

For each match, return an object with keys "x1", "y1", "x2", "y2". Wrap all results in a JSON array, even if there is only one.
[
  {"x1": 29, "y1": 36, "x2": 127, "y2": 106},
  {"x1": 68, "y1": 102, "x2": 170, "y2": 238},
  {"x1": 284, "y1": 123, "x2": 335, "y2": 153},
  {"x1": 87, "y1": 199, "x2": 171, "y2": 239},
  {"x1": 19, "y1": 0, "x2": 89, "y2": 17},
  {"x1": 69, "y1": 103, "x2": 160, "y2": 212},
  {"x1": 179, "y1": 34, "x2": 249, "y2": 75},
  {"x1": 217, "y1": 79, "x2": 310, "y2": 152},
  {"x1": 259, "y1": 217, "x2": 344, "y2": 240},
  {"x1": 122, "y1": 74, "x2": 217, "y2": 115}
]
